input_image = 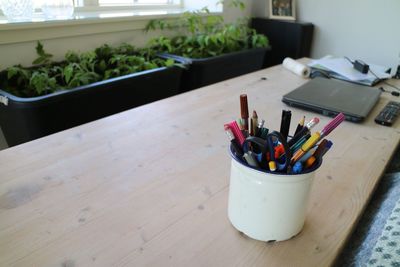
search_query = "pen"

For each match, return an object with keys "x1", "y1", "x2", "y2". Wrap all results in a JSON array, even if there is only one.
[
  {"x1": 288, "y1": 117, "x2": 319, "y2": 147},
  {"x1": 240, "y1": 94, "x2": 249, "y2": 132},
  {"x1": 279, "y1": 110, "x2": 292, "y2": 140},
  {"x1": 291, "y1": 113, "x2": 345, "y2": 165},
  {"x1": 294, "y1": 116, "x2": 305, "y2": 136},
  {"x1": 250, "y1": 110, "x2": 258, "y2": 136}
]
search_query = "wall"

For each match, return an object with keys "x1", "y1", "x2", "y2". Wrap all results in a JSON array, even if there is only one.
[
  {"x1": 0, "y1": 0, "x2": 253, "y2": 149},
  {"x1": 252, "y1": 0, "x2": 400, "y2": 70}
]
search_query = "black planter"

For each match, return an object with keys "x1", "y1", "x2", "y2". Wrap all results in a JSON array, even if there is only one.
[
  {"x1": 160, "y1": 47, "x2": 268, "y2": 93},
  {"x1": 0, "y1": 66, "x2": 182, "y2": 147},
  {"x1": 251, "y1": 18, "x2": 314, "y2": 68}
]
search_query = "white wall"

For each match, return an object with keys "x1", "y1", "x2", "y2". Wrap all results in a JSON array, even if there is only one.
[{"x1": 253, "y1": 0, "x2": 400, "y2": 70}]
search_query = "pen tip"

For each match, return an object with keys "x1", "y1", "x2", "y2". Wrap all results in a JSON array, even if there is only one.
[{"x1": 253, "y1": 110, "x2": 258, "y2": 117}]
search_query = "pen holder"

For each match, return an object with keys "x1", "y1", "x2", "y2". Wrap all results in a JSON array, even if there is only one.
[{"x1": 227, "y1": 145, "x2": 322, "y2": 242}]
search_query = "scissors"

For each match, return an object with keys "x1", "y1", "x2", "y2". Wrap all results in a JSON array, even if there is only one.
[{"x1": 242, "y1": 131, "x2": 292, "y2": 172}]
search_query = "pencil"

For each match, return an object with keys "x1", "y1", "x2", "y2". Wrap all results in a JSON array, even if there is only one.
[{"x1": 294, "y1": 116, "x2": 305, "y2": 136}]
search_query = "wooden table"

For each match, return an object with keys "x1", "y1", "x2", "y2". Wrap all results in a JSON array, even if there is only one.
[{"x1": 1, "y1": 60, "x2": 400, "y2": 267}]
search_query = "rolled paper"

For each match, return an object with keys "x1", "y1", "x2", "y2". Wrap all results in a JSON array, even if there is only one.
[{"x1": 282, "y1": 57, "x2": 310, "y2": 78}]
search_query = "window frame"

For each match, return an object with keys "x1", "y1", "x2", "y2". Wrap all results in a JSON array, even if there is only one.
[
  {"x1": 0, "y1": 0, "x2": 184, "y2": 17},
  {"x1": 0, "y1": 0, "x2": 222, "y2": 46}
]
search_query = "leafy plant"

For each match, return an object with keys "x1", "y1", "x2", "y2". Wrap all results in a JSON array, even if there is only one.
[
  {"x1": 32, "y1": 41, "x2": 53, "y2": 65},
  {"x1": 145, "y1": 1, "x2": 268, "y2": 59},
  {"x1": 0, "y1": 41, "x2": 178, "y2": 97}
]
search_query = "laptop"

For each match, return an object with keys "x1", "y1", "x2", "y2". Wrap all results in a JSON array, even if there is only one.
[{"x1": 282, "y1": 77, "x2": 381, "y2": 122}]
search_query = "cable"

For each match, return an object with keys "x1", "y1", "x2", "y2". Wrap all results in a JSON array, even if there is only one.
[
  {"x1": 369, "y1": 68, "x2": 400, "y2": 92},
  {"x1": 379, "y1": 87, "x2": 399, "y2": 97},
  {"x1": 383, "y1": 81, "x2": 400, "y2": 91},
  {"x1": 344, "y1": 56, "x2": 354, "y2": 65}
]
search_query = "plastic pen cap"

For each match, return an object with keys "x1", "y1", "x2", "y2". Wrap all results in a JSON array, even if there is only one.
[{"x1": 321, "y1": 113, "x2": 345, "y2": 137}]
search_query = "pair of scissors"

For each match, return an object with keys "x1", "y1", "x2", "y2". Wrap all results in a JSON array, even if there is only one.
[{"x1": 242, "y1": 131, "x2": 292, "y2": 172}]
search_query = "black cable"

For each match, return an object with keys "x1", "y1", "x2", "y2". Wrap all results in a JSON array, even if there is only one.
[
  {"x1": 369, "y1": 68, "x2": 400, "y2": 92},
  {"x1": 379, "y1": 87, "x2": 399, "y2": 97},
  {"x1": 344, "y1": 56, "x2": 400, "y2": 93},
  {"x1": 344, "y1": 56, "x2": 354, "y2": 65},
  {"x1": 383, "y1": 81, "x2": 400, "y2": 91}
]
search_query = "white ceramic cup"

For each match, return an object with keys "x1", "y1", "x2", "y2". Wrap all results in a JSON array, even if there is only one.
[{"x1": 228, "y1": 148, "x2": 321, "y2": 242}]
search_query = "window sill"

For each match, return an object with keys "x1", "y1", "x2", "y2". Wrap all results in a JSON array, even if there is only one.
[{"x1": 0, "y1": 8, "x2": 220, "y2": 45}]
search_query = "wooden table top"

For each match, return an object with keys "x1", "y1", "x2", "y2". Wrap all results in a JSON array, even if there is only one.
[{"x1": 1, "y1": 60, "x2": 400, "y2": 267}]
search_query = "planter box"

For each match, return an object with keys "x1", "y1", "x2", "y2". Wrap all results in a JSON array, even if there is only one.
[
  {"x1": 0, "y1": 66, "x2": 182, "y2": 147},
  {"x1": 161, "y1": 47, "x2": 268, "y2": 93}
]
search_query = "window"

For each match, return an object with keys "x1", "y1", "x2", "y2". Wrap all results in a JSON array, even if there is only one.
[
  {"x1": 75, "y1": 0, "x2": 181, "y2": 8},
  {"x1": 0, "y1": 0, "x2": 183, "y2": 20},
  {"x1": 99, "y1": 0, "x2": 175, "y2": 5}
]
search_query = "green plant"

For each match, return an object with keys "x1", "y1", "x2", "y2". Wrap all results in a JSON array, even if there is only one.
[
  {"x1": 145, "y1": 1, "x2": 268, "y2": 58},
  {"x1": 0, "y1": 42, "x2": 178, "y2": 97}
]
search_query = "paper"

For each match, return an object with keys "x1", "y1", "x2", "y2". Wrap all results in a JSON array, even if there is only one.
[{"x1": 308, "y1": 57, "x2": 391, "y2": 86}]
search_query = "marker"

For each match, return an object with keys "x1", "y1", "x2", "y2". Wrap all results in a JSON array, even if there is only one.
[
  {"x1": 240, "y1": 94, "x2": 249, "y2": 132},
  {"x1": 279, "y1": 110, "x2": 292, "y2": 140},
  {"x1": 320, "y1": 113, "x2": 345, "y2": 138},
  {"x1": 224, "y1": 126, "x2": 243, "y2": 156},
  {"x1": 225, "y1": 121, "x2": 246, "y2": 146}
]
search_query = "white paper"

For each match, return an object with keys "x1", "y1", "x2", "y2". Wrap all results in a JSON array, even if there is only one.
[{"x1": 308, "y1": 57, "x2": 391, "y2": 82}]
